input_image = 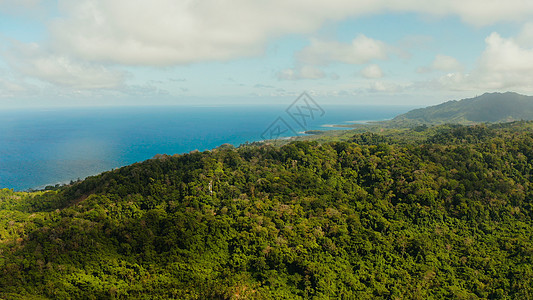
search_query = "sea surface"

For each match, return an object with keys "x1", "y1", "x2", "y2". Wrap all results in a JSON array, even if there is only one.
[{"x1": 0, "y1": 105, "x2": 413, "y2": 191}]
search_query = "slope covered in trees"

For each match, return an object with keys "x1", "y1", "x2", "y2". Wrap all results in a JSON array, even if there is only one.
[
  {"x1": 1, "y1": 122, "x2": 533, "y2": 299},
  {"x1": 390, "y1": 92, "x2": 533, "y2": 125}
]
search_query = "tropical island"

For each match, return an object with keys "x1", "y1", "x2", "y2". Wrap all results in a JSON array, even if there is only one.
[{"x1": 1, "y1": 93, "x2": 533, "y2": 299}]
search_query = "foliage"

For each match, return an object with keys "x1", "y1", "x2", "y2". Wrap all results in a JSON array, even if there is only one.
[
  {"x1": 1, "y1": 122, "x2": 533, "y2": 299},
  {"x1": 391, "y1": 91, "x2": 533, "y2": 125}
]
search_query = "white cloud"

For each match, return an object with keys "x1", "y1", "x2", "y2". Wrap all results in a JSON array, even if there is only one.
[
  {"x1": 0, "y1": 77, "x2": 37, "y2": 98},
  {"x1": 6, "y1": 0, "x2": 533, "y2": 97},
  {"x1": 442, "y1": 0, "x2": 533, "y2": 26},
  {"x1": 297, "y1": 36, "x2": 387, "y2": 66},
  {"x1": 50, "y1": 0, "x2": 341, "y2": 65},
  {"x1": 45, "y1": 0, "x2": 533, "y2": 66},
  {"x1": 278, "y1": 35, "x2": 387, "y2": 81},
  {"x1": 417, "y1": 54, "x2": 463, "y2": 73},
  {"x1": 360, "y1": 64, "x2": 384, "y2": 78},
  {"x1": 435, "y1": 72, "x2": 470, "y2": 90},
  {"x1": 516, "y1": 22, "x2": 533, "y2": 47},
  {"x1": 423, "y1": 32, "x2": 533, "y2": 92},
  {"x1": 5, "y1": 42, "x2": 125, "y2": 89},
  {"x1": 368, "y1": 81, "x2": 404, "y2": 93},
  {"x1": 475, "y1": 32, "x2": 533, "y2": 89},
  {"x1": 277, "y1": 66, "x2": 326, "y2": 80},
  {"x1": 431, "y1": 55, "x2": 463, "y2": 71}
]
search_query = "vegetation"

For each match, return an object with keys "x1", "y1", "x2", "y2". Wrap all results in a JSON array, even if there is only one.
[
  {"x1": 382, "y1": 92, "x2": 533, "y2": 126},
  {"x1": 303, "y1": 130, "x2": 327, "y2": 135},
  {"x1": 1, "y1": 121, "x2": 533, "y2": 299}
]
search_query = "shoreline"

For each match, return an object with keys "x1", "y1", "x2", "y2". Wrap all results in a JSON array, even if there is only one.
[
  {"x1": 25, "y1": 120, "x2": 366, "y2": 192},
  {"x1": 11, "y1": 116, "x2": 390, "y2": 192}
]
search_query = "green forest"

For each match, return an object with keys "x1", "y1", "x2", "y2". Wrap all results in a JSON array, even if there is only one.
[{"x1": 1, "y1": 121, "x2": 533, "y2": 299}]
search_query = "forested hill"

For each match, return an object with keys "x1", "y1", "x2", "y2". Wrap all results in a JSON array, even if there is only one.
[
  {"x1": 1, "y1": 122, "x2": 533, "y2": 298},
  {"x1": 391, "y1": 92, "x2": 533, "y2": 125}
]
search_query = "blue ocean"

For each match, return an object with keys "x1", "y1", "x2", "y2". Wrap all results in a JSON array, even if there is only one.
[{"x1": 0, "y1": 105, "x2": 413, "y2": 191}]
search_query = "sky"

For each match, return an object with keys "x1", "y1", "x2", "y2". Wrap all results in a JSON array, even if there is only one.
[{"x1": 1, "y1": 0, "x2": 533, "y2": 108}]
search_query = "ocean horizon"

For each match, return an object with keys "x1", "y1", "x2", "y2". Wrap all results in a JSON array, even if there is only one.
[{"x1": 0, "y1": 105, "x2": 414, "y2": 191}]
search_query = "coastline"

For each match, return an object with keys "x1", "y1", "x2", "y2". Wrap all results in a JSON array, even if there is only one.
[
  {"x1": 3, "y1": 106, "x2": 408, "y2": 192},
  {"x1": 30, "y1": 119, "x2": 373, "y2": 191}
]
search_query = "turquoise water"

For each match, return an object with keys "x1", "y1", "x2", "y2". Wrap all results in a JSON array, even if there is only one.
[{"x1": 0, "y1": 105, "x2": 412, "y2": 191}]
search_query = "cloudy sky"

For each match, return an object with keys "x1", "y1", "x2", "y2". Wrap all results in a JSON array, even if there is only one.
[{"x1": 2, "y1": 0, "x2": 533, "y2": 107}]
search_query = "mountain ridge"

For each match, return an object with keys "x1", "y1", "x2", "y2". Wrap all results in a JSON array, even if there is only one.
[{"x1": 391, "y1": 92, "x2": 533, "y2": 125}]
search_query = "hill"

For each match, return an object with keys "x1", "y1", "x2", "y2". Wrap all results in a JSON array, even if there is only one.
[
  {"x1": 1, "y1": 122, "x2": 533, "y2": 299},
  {"x1": 391, "y1": 92, "x2": 533, "y2": 125}
]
